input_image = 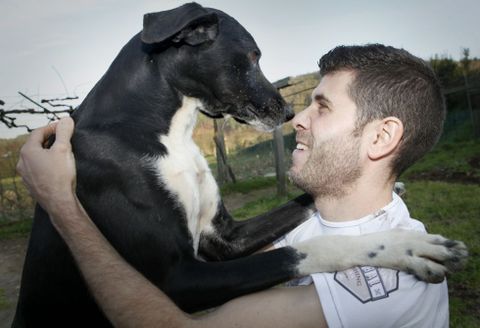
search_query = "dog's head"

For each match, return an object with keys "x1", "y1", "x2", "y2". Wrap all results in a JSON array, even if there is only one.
[{"x1": 141, "y1": 2, "x2": 293, "y2": 131}]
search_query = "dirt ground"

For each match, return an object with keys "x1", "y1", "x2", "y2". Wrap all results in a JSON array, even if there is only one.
[
  {"x1": 0, "y1": 187, "x2": 277, "y2": 327},
  {"x1": 0, "y1": 237, "x2": 28, "y2": 328}
]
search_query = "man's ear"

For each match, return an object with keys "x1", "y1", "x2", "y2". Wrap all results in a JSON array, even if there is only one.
[
  {"x1": 141, "y1": 3, "x2": 218, "y2": 46},
  {"x1": 367, "y1": 117, "x2": 404, "y2": 160}
]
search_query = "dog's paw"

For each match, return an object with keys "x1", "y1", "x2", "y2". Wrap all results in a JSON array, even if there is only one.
[
  {"x1": 370, "y1": 230, "x2": 468, "y2": 283},
  {"x1": 414, "y1": 234, "x2": 468, "y2": 278}
]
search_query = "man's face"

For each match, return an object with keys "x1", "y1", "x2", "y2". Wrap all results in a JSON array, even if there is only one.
[{"x1": 288, "y1": 70, "x2": 364, "y2": 198}]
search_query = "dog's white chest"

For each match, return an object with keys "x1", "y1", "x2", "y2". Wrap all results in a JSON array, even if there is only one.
[{"x1": 154, "y1": 97, "x2": 219, "y2": 254}]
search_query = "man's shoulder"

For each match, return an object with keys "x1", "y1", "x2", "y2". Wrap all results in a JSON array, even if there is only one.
[
  {"x1": 274, "y1": 213, "x2": 320, "y2": 247},
  {"x1": 405, "y1": 217, "x2": 427, "y2": 232},
  {"x1": 387, "y1": 214, "x2": 427, "y2": 233},
  {"x1": 370, "y1": 194, "x2": 427, "y2": 233}
]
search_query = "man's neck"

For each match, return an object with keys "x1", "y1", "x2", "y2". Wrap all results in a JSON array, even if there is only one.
[{"x1": 314, "y1": 178, "x2": 395, "y2": 222}]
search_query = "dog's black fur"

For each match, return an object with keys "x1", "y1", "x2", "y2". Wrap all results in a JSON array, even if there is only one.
[{"x1": 13, "y1": 3, "x2": 316, "y2": 327}]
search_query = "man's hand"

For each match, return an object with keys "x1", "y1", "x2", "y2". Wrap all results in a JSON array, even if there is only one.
[{"x1": 16, "y1": 117, "x2": 77, "y2": 216}]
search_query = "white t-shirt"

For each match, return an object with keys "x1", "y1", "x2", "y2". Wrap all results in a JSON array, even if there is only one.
[{"x1": 275, "y1": 193, "x2": 448, "y2": 328}]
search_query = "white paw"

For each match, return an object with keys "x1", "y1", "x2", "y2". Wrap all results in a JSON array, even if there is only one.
[{"x1": 365, "y1": 230, "x2": 468, "y2": 283}]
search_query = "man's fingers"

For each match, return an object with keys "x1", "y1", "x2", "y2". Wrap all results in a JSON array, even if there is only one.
[
  {"x1": 24, "y1": 122, "x2": 58, "y2": 149},
  {"x1": 51, "y1": 117, "x2": 75, "y2": 151}
]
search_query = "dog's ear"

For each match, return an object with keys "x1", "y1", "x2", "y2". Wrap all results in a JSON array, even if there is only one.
[{"x1": 141, "y1": 2, "x2": 218, "y2": 46}]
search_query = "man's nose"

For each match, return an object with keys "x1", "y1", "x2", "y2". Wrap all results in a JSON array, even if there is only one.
[{"x1": 292, "y1": 107, "x2": 309, "y2": 131}]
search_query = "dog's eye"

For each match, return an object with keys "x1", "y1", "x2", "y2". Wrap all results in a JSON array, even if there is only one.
[{"x1": 247, "y1": 50, "x2": 260, "y2": 63}]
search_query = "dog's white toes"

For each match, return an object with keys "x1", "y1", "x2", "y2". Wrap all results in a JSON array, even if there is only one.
[
  {"x1": 426, "y1": 237, "x2": 469, "y2": 272},
  {"x1": 402, "y1": 235, "x2": 468, "y2": 281},
  {"x1": 444, "y1": 245, "x2": 469, "y2": 272},
  {"x1": 429, "y1": 235, "x2": 466, "y2": 250},
  {"x1": 406, "y1": 258, "x2": 447, "y2": 284}
]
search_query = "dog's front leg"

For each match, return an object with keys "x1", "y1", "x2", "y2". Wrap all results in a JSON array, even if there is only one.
[
  {"x1": 198, "y1": 193, "x2": 315, "y2": 260},
  {"x1": 168, "y1": 229, "x2": 467, "y2": 312},
  {"x1": 293, "y1": 229, "x2": 468, "y2": 283}
]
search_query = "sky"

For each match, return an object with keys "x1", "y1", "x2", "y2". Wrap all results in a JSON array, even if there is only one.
[{"x1": 1, "y1": 0, "x2": 479, "y2": 138}]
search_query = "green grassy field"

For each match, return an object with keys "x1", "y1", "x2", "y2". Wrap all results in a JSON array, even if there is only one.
[
  {"x1": 403, "y1": 139, "x2": 480, "y2": 181},
  {"x1": 0, "y1": 218, "x2": 32, "y2": 240},
  {"x1": 404, "y1": 181, "x2": 480, "y2": 327}
]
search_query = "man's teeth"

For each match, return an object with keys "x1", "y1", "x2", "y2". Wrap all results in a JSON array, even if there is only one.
[{"x1": 296, "y1": 143, "x2": 308, "y2": 150}]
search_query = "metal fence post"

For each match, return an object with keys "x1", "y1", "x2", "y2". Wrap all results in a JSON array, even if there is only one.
[{"x1": 273, "y1": 127, "x2": 286, "y2": 197}]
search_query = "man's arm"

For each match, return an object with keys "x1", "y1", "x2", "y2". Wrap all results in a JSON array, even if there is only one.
[
  {"x1": 50, "y1": 196, "x2": 194, "y2": 327},
  {"x1": 50, "y1": 199, "x2": 326, "y2": 328},
  {"x1": 17, "y1": 118, "x2": 327, "y2": 328},
  {"x1": 48, "y1": 197, "x2": 326, "y2": 328}
]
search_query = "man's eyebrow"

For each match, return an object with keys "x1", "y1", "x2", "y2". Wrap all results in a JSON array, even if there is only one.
[{"x1": 312, "y1": 93, "x2": 333, "y2": 106}]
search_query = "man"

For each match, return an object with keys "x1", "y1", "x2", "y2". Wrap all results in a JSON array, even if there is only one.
[{"x1": 17, "y1": 44, "x2": 448, "y2": 327}]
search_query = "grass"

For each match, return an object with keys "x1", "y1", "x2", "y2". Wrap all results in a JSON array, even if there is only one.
[
  {"x1": 0, "y1": 176, "x2": 22, "y2": 185},
  {"x1": 402, "y1": 180, "x2": 480, "y2": 327},
  {"x1": 0, "y1": 218, "x2": 33, "y2": 240},
  {"x1": 402, "y1": 120, "x2": 480, "y2": 180},
  {"x1": 403, "y1": 139, "x2": 480, "y2": 179},
  {"x1": 210, "y1": 151, "x2": 281, "y2": 180},
  {"x1": 231, "y1": 192, "x2": 300, "y2": 220},
  {"x1": 220, "y1": 176, "x2": 277, "y2": 195}
]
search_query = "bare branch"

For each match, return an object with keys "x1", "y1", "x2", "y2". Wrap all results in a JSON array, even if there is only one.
[
  {"x1": 41, "y1": 96, "x2": 78, "y2": 102},
  {"x1": 40, "y1": 96, "x2": 78, "y2": 111},
  {"x1": 0, "y1": 110, "x2": 35, "y2": 132},
  {"x1": 0, "y1": 93, "x2": 76, "y2": 133},
  {"x1": 18, "y1": 92, "x2": 51, "y2": 112}
]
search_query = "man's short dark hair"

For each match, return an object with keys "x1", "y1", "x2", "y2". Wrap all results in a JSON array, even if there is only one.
[{"x1": 318, "y1": 44, "x2": 446, "y2": 177}]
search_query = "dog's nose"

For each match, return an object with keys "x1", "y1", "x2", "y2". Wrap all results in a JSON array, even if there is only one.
[{"x1": 284, "y1": 106, "x2": 295, "y2": 122}]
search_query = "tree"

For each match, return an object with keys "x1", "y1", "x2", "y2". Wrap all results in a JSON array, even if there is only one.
[
  {"x1": 430, "y1": 55, "x2": 460, "y2": 88},
  {"x1": 461, "y1": 48, "x2": 480, "y2": 138}
]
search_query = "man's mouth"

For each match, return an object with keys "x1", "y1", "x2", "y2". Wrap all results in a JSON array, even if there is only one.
[{"x1": 295, "y1": 141, "x2": 309, "y2": 151}]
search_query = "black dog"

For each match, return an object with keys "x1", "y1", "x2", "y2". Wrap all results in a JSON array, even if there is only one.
[{"x1": 13, "y1": 3, "x2": 466, "y2": 327}]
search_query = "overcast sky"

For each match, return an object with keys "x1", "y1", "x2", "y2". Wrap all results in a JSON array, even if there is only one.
[{"x1": 1, "y1": 0, "x2": 479, "y2": 138}]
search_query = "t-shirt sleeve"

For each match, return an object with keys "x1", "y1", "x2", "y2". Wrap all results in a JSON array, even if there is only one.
[
  {"x1": 311, "y1": 269, "x2": 449, "y2": 328},
  {"x1": 273, "y1": 215, "x2": 320, "y2": 249}
]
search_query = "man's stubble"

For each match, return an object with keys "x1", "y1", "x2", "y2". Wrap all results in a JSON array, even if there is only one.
[{"x1": 288, "y1": 132, "x2": 363, "y2": 199}]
